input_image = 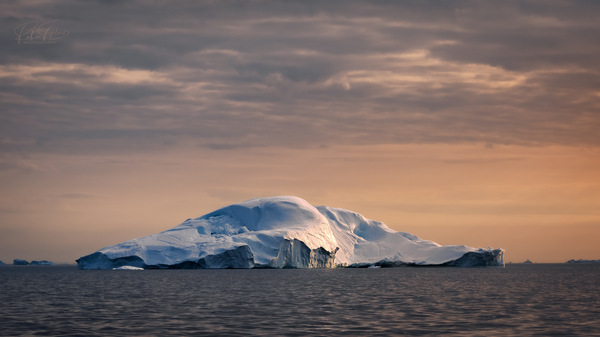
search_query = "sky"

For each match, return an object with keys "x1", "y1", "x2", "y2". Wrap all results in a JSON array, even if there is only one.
[{"x1": 1, "y1": 0, "x2": 599, "y2": 264}]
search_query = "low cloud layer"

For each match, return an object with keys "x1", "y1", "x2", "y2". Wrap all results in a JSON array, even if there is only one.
[{"x1": 1, "y1": 0, "x2": 599, "y2": 155}]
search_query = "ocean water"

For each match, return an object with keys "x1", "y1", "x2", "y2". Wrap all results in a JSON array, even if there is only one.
[{"x1": 0, "y1": 264, "x2": 599, "y2": 336}]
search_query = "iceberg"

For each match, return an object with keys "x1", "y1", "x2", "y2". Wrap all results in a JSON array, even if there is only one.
[
  {"x1": 13, "y1": 259, "x2": 29, "y2": 265},
  {"x1": 566, "y1": 259, "x2": 600, "y2": 264},
  {"x1": 30, "y1": 260, "x2": 53, "y2": 266},
  {"x1": 77, "y1": 196, "x2": 504, "y2": 269}
]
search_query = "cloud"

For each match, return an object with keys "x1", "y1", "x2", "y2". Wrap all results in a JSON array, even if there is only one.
[{"x1": 1, "y1": 0, "x2": 599, "y2": 155}]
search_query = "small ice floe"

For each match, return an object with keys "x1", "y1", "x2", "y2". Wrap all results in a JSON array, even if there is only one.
[
  {"x1": 112, "y1": 265, "x2": 144, "y2": 270},
  {"x1": 368, "y1": 264, "x2": 381, "y2": 268}
]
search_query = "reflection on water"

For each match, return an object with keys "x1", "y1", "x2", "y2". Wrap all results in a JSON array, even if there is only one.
[{"x1": 0, "y1": 264, "x2": 599, "y2": 336}]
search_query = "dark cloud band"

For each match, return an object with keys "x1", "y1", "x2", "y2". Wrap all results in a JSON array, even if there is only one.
[{"x1": 1, "y1": 0, "x2": 599, "y2": 154}]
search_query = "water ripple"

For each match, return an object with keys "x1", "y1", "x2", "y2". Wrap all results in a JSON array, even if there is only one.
[{"x1": 0, "y1": 264, "x2": 599, "y2": 336}]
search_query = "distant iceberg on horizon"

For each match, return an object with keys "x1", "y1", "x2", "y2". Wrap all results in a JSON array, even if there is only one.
[
  {"x1": 77, "y1": 196, "x2": 504, "y2": 269},
  {"x1": 30, "y1": 260, "x2": 53, "y2": 266},
  {"x1": 8, "y1": 259, "x2": 53, "y2": 266},
  {"x1": 566, "y1": 259, "x2": 600, "y2": 264}
]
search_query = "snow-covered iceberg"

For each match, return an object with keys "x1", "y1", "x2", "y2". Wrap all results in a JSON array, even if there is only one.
[{"x1": 77, "y1": 196, "x2": 504, "y2": 269}]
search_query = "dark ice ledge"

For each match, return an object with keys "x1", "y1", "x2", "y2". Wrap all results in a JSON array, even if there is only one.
[{"x1": 76, "y1": 245, "x2": 503, "y2": 270}]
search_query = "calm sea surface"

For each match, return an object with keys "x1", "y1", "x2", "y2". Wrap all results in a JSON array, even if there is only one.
[{"x1": 0, "y1": 264, "x2": 599, "y2": 336}]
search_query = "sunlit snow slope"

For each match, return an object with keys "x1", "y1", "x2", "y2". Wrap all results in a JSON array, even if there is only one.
[{"x1": 77, "y1": 196, "x2": 504, "y2": 269}]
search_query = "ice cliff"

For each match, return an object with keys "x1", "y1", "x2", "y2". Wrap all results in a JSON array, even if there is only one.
[{"x1": 77, "y1": 196, "x2": 504, "y2": 269}]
